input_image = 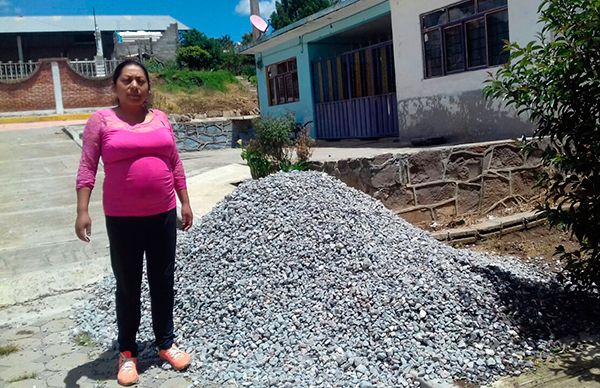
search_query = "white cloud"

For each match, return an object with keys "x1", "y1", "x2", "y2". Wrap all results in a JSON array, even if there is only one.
[
  {"x1": 0, "y1": 0, "x2": 11, "y2": 11},
  {"x1": 235, "y1": 0, "x2": 277, "y2": 20}
]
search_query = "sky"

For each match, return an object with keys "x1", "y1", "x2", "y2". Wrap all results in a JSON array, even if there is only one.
[{"x1": 0, "y1": 0, "x2": 277, "y2": 42}]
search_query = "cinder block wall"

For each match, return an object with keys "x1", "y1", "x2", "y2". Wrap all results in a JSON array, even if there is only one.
[
  {"x1": 0, "y1": 58, "x2": 113, "y2": 113},
  {"x1": 114, "y1": 23, "x2": 178, "y2": 62}
]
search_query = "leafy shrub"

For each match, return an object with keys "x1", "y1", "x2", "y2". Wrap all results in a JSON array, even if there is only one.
[
  {"x1": 484, "y1": 0, "x2": 600, "y2": 291},
  {"x1": 176, "y1": 46, "x2": 212, "y2": 70},
  {"x1": 253, "y1": 115, "x2": 295, "y2": 163},
  {"x1": 240, "y1": 140, "x2": 275, "y2": 179},
  {"x1": 240, "y1": 116, "x2": 315, "y2": 179}
]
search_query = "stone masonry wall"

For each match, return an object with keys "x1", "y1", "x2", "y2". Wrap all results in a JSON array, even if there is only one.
[
  {"x1": 171, "y1": 116, "x2": 257, "y2": 152},
  {"x1": 310, "y1": 141, "x2": 543, "y2": 227}
]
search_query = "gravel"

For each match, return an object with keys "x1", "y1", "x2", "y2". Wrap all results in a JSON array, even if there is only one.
[{"x1": 75, "y1": 171, "x2": 600, "y2": 387}]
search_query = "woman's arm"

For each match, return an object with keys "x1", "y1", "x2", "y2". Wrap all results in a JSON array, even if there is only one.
[
  {"x1": 75, "y1": 112, "x2": 104, "y2": 242},
  {"x1": 160, "y1": 110, "x2": 193, "y2": 231},
  {"x1": 175, "y1": 188, "x2": 193, "y2": 231},
  {"x1": 75, "y1": 188, "x2": 92, "y2": 241}
]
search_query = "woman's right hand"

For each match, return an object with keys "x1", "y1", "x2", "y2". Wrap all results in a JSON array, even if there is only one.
[{"x1": 75, "y1": 211, "x2": 92, "y2": 242}]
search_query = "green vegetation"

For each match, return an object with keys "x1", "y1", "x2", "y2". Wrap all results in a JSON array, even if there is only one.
[
  {"x1": 73, "y1": 332, "x2": 95, "y2": 347},
  {"x1": 7, "y1": 372, "x2": 36, "y2": 383},
  {"x1": 144, "y1": 28, "x2": 256, "y2": 94},
  {"x1": 484, "y1": 0, "x2": 600, "y2": 291},
  {"x1": 158, "y1": 69, "x2": 239, "y2": 93},
  {"x1": 0, "y1": 344, "x2": 19, "y2": 356},
  {"x1": 270, "y1": 0, "x2": 337, "y2": 30},
  {"x1": 240, "y1": 116, "x2": 315, "y2": 179},
  {"x1": 177, "y1": 29, "x2": 254, "y2": 75},
  {"x1": 176, "y1": 46, "x2": 212, "y2": 70}
]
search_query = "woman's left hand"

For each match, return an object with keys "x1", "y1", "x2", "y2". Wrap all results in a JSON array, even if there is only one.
[{"x1": 181, "y1": 203, "x2": 193, "y2": 231}]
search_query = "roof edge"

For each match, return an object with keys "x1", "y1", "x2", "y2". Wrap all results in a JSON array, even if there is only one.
[{"x1": 238, "y1": 0, "x2": 364, "y2": 54}]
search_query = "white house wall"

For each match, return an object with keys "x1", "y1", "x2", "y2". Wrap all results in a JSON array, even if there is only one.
[
  {"x1": 390, "y1": 0, "x2": 542, "y2": 144},
  {"x1": 255, "y1": 0, "x2": 391, "y2": 135}
]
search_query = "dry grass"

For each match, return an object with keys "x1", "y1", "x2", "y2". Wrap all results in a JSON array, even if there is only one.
[
  {"x1": 150, "y1": 77, "x2": 258, "y2": 116},
  {"x1": 0, "y1": 344, "x2": 19, "y2": 356},
  {"x1": 7, "y1": 372, "x2": 36, "y2": 383}
]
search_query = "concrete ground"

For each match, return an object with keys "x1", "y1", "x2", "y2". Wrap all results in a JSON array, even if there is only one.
[{"x1": 0, "y1": 121, "x2": 598, "y2": 387}]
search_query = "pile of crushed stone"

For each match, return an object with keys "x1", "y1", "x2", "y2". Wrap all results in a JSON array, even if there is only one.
[{"x1": 76, "y1": 171, "x2": 599, "y2": 387}]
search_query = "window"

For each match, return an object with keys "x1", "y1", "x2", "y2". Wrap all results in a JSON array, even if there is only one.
[
  {"x1": 421, "y1": 0, "x2": 509, "y2": 78},
  {"x1": 266, "y1": 58, "x2": 299, "y2": 105}
]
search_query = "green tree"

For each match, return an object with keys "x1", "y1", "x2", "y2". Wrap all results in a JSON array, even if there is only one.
[
  {"x1": 218, "y1": 34, "x2": 235, "y2": 51},
  {"x1": 176, "y1": 46, "x2": 211, "y2": 70},
  {"x1": 270, "y1": 0, "x2": 332, "y2": 30},
  {"x1": 180, "y1": 29, "x2": 223, "y2": 69},
  {"x1": 484, "y1": 0, "x2": 600, "y2": 291},
  {"x1": 241, "y1": 31, "x2": 254, "y2": 46}
]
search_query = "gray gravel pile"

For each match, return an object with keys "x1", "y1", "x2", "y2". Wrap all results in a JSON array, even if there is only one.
[{"x1": 76, "y1": 171, "x2": 600, "y2": 387}]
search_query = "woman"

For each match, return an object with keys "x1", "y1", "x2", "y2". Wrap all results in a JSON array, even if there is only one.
[{"x1": 75, "y1": 60, "x2": 192, "y2": 386}]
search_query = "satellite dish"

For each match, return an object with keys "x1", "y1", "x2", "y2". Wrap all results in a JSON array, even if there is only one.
[{"x1": 250, "y1": 14, "x2": 269, "y2": 33}]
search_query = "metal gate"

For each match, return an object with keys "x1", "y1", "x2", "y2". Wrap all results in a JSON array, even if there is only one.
[{"x1": 313, "y1": 40, "x2": 398, "y2": 139}]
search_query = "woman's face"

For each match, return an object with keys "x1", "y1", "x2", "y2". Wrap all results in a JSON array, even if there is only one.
[{"x1": 113, "y1": 64, "x2": 150, "y2": 108}]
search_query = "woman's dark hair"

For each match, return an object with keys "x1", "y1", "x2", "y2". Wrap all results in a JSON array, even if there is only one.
[{"x1": 112, "y1": 60, "x2": 151, "y2": 90}]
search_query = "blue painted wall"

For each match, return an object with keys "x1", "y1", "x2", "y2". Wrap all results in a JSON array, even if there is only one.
[{"x1": 255, "y1": 1, "x2": 391, "y2": 138}]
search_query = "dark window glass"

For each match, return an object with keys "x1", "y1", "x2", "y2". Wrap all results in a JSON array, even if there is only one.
[
  {"x1": 449, "y1": 1, "x2": 475, "y2": 22},
  {"x1": 466, "y1": 18, "x2": 486, "y2": 68},
  {"x1": 478, "y1": 0, "x2": 507, "y2": 12},
  {"x1": 267, "y1": 58, "x2": 299, "y2": 105},
  {"x1": 487, "y1": 10, "x2": 509, "y2": 65},
  {"x1": 421, "y1": 1, "x2": 509, "y2": 78},
  {"x1": 444, "y1": 25, "x2": 465, "y2": 73},
  {"x1": 387, "y1": 44, "x2": 396, "y2": 91},
  {"x1": 285, "y1": 74, "x2": 294, "y2": 102},
  {"x1": 424, "y1": 30, "x2": 443, "y2": 77},
  {"x1": 292, "y1": 74, "x2": 299, "y2": 101},
  {"x1": 269, "y1": 78, "x2": 276, "y2": 105},
  {"x1": 341, "y1": 55, "x2": 349, "y2": 99},
  {"x1": 423, "y1": 10, "x2": 446, "y2": 29}
]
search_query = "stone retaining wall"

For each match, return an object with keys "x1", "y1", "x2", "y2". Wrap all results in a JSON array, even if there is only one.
[
  {"x1": 172, "y1": 116, "x2": 257, "y2": 152},
  {"x1": 310, "y1": 141, "x2": 543, "y2": 226}
]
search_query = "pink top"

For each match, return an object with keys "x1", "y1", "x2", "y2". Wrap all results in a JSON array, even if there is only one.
[{"x1": 76, "y1": 108, "x2": 187, "y2": 217}]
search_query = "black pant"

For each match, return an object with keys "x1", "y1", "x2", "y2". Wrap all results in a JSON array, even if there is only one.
[{"x1": 105, "y1": 208, "x2": 177, "y2": 357}]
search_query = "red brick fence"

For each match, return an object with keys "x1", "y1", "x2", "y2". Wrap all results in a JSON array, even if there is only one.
[{"x1": 0, "y1": 58, "x2": 114, "y2": 113}]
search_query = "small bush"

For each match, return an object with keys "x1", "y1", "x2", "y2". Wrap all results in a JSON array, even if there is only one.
[
  {"x1": 176, "y1": 45, "x2": 212, "y2": 70},
  {"x1": 253, "y1": 115, "x2": 295, "y2": 163},
  {"x1": 240, "y1": 116, "x2": 315, "y2": 179}
]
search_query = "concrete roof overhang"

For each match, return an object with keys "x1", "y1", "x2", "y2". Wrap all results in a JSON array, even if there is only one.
[{"x1": 239, "y1": 0, "x2": 387, "y2": 55}]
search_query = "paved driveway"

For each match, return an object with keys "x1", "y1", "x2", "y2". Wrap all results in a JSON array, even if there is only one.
[{"x1": 0, "y1": 124, "x2": 246, "y2": 307}]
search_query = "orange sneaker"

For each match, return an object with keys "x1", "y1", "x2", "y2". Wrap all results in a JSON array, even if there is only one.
[
  {"x1": 117, "y1": 351, "x2": 139, "y2": 386},
  {"x1": 158, "y1": 344, "x2": 191, "y2": 371}
]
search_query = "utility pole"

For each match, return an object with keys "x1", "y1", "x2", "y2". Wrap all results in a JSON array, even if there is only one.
[{"x1": 250, "y1": 0, "x2": 261, "y2": 40}]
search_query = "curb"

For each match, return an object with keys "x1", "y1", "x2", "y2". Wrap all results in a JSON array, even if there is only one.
[{"x1": 0, "y1": 113, "x2": 92, "y2": 124}]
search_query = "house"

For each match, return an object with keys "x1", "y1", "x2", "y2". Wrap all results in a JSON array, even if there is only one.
[
  {"x1": 0, "y1": 15, "x2": 189, "y2": 63},
  {"x1": 240, "y1": 0, "x2": 542, "y2": 145}
]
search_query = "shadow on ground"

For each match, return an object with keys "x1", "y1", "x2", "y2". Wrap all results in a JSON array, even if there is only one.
[
  {"x1": 65, "y1": 341, "x2": 161, "y2": 387},
  {"x1": 474, "y1": 264, "x2": 600, "y2": 384}
]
